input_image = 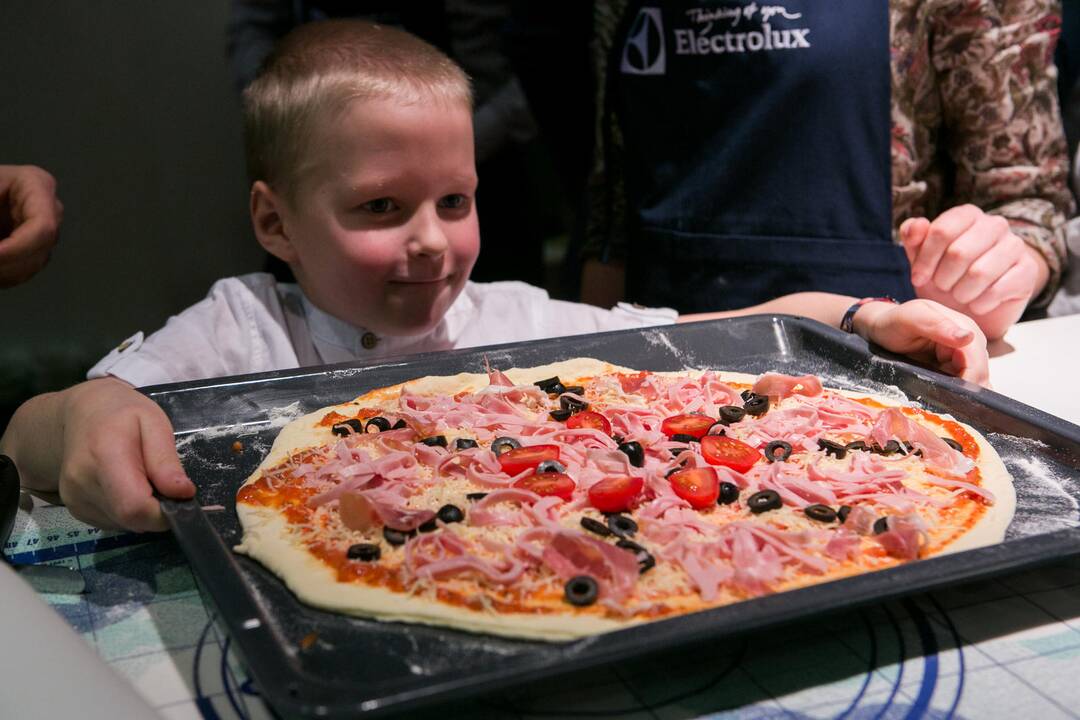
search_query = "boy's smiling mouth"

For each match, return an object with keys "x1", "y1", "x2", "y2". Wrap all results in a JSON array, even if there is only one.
[{"x1": 389, "y1": 275, "x2": 452, "y2": 285}]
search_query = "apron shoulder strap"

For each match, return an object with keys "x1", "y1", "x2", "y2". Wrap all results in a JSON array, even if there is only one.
[{"x1": 279, "y1": 289, "x2": 323, "y2": 368}]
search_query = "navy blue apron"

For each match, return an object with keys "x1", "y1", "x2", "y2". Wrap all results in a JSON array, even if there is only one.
[{"x1": 612, "y1": 1, "x2": 913, "y2": 312}]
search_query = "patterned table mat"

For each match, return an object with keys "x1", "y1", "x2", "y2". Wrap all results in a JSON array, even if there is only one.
[{"x1": 8, "y1": 500, "x2": 1080, "y2": 720}]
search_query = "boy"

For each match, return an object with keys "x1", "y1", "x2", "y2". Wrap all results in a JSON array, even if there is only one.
[{"x1": 0, "y1": 20, "x2": 987, "y2": 534}]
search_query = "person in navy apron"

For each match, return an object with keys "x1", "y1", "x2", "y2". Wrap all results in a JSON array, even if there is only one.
[{"x1": 608, "y1": 1, "x2": 914, "y2": 312}]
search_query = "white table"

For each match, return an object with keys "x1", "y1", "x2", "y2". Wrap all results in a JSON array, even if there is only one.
[{"x1": 989, "y1": 314, "x2": 1080, "y2": 426}]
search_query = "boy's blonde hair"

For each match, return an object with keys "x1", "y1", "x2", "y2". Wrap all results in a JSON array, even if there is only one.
[{"x1": 243, "y1": 20, "x2": 472, "y2": 201}]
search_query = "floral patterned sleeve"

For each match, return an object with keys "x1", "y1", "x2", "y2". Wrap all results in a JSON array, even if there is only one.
[{"x1": 914, "y1": 0, "x2": 1073, "y2": 307}]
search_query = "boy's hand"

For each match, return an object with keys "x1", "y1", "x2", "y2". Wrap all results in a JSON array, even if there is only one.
[
  {"x1": 57, "y1": 378, "x2": 195, "y2": 532},
  {"x1": 852, "y1": 299, "x2": 989, "y2": 386},
  {"x1": 900, "y1": 206, "x2": 1047, "y2": 341}
]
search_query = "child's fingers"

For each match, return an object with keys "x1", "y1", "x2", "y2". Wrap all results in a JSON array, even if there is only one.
[
  {"x1": 92, "y1": 422, "x2": 170, "y2": 533},
  {"x1": 951, "y1": 344, "x2": 990, "y2": 387},
  {"x1": 901, "y1": 301, "x2": 975, "y2": 349},
  {"x1": 138, "y1": 411, "x2": 195, "y2": 500}
]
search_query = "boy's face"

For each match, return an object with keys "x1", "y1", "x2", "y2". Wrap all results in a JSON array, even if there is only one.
[{"x1": 275, "y1": 96, "x2": 479, "y2": 336}]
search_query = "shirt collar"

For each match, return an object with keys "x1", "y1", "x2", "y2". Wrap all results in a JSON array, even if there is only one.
[{"x1": 297, "y1": 288, "x2": 467, "y2": 364}]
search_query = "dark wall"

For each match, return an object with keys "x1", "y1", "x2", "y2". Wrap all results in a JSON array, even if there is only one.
[{"x1": 0, "y1": 1, "x2": 262, "y2": 363}]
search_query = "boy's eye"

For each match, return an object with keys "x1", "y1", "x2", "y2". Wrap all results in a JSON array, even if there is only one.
[
  {"x1": 438, "y1": 194, "x2": 468, "y2": 210},
  {"x1": 361, "y1": 198, "x2": 397, "y2": 214}
]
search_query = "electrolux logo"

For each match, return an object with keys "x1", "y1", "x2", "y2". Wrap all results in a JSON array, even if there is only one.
[{"x1": 620, "y1": 7, "x2": 666, "y2": 76}]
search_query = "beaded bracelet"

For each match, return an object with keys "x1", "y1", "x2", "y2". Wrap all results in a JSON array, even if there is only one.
[{"x1": 840, "y1": 296, "x2": 898, "y2": 334}]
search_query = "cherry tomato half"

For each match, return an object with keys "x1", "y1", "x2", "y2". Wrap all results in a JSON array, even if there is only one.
[
  {"x1": 498, "y1": 444, "x2": 561, "y2": 476},
  {"x1": 660, "y1": 414, "x2": 716, "y2": 440},
  {"x1": 700, "y1": 435, "x2": 760, "y2": 473},
  {"x1": 514, "y1": 472, "x2": 576, "y2": 501},
  {"x1": 566, "y1": 410, "x2": 612, "y2": 436},
  {"x1": 668, "y1": 467, "x2": 719, "y2": 509},
  {"x1": 587, "y1": 475, "x2": 644, "y2": 513}
]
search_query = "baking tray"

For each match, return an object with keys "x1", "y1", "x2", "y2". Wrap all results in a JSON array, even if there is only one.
[{"x1": 155, "y1": 316, "x2": 1080, "y2": 719}]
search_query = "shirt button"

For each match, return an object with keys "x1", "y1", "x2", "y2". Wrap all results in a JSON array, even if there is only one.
[{"x1": 361, "y1": 332, "x2": 378, "y2": 350}]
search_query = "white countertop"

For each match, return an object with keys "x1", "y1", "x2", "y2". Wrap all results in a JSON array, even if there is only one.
[{"x1": 988, "y1": 313, "x2": 1080, "y2": 426}]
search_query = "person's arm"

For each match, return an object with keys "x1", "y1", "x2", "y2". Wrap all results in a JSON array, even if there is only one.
[
  {"x1": 680, "y1": 292, "x2": 989, "y2": 386},
  {"x1": 0, "y1": 378, "x2": 194, "y2": 532},
  {"x1": 0, "y1": 165, "x2": 62, "y2": 288},
  {"x1": 899, "y1": 2, "x2": 1072, "y2": 338}
]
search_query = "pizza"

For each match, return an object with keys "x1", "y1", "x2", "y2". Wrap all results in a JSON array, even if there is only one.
[{"x1": 234, "y1": 358, "x2": 1014, "y2": 640}]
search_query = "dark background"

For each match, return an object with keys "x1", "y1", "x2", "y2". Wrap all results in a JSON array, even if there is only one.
[{"x1": 0, "y1": 1, "x2": 264, "y2": 422}]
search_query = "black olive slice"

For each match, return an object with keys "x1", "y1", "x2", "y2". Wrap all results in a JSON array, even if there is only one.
[
  {"x1": 718, "y1": 481, "x2": 740, "y2": 505},
  {"x1": 420, "y1": 435, "x2": 448, "y2": 447},
  {"x1": 536, "y1": 459, "x2": 566, "y2": 474},
  {"x1": 549, "y1": 409, "x2": 573, "y2": 422},
  {"x1": 454, "y1": 438, "x2": 479, "y2": 451},
  {"x1": 346, "y1": 543, "x2": 381, "y2": 561},
  {"x1": 491, "y1": 437, "x2": 521, "y2": 456},
  {"x1": 618, "y1": 441, "x2": 645, "y2": 468},
  {"x1": 564, "y1": 575, "x2": 599, "y2": 606},
  {"x1": 580, "y1": 517, "x2": 613, "y2": 537},
  {"x1": 383, "y1": 527, "x2": 413, "y2": 546},
  {"x1": 465, "y1": 492, "x2": 488, "y2": 502},
  {"x1": 744, "y1": 394, "x2": 770, "y2": 416},
  {"x1": 845, "y1": 440, "x2": 869, "y2": 453},
  {"x1": 942, "y1": 437, "x2": 963, "y2": 452},
  {"x1": 804, "y1": 504, "x2": 837, "y2": 523},
  {"x1": 390, "y1": 419, "x2": 409, "y2": 430},
  {"x1": 534, "y1": 376, "x2": 562, "y2": 393},
  {"x1": 364, "y1": 416, "x2": 391, "y2": 433},
  {"x1": 741, "y1": 389, "x2": 754, "y2": 402},
  {"x1": 437, "y1": 504, "x2": 464, "y2": 524},
  {"x1": 560, "y1": 395, "x2": 589, "y2": 413},
  {"x1": 717, "y1": 405, "x2": 747, "y2": 425},
  {"x1": 606, "y1": 514, "x2": 638, "y2": 538},
  {"x1": 747, "y1": 489, "x2": 782, "y2": 514},
  {"x1": 331, "y1": 419, "x2": 364, "y2": 437},
  {"x1": 873, "y1": 517, "x2": 890, "y2": 535},
  {"x1": 563, "y1": 386, "x2": 586, "y2": 396},
  {"x1": 872, "y1": 440, "x2": 902, "y2": 455},
  {"x1": 837, "y1": 505, "x2": 852, "y2": 523},
  {"x1": 418, "y1": 518, "x2": 438, "y2": 533},
  {"x1": 764, "y1": 440, "x2": 793, "y2": 462},
  {"x1": 616, "y1": 539, "x2": 655, "y2": 574},
  {"x1": 817, "y1": 439, "x2": 847, "y2": 459},
  {"x1": 671, "y1": 433, "x2": 698, "y2": 444},
  {"x1": 669, "y1": 447, "x2": 686, "y2": 457}
]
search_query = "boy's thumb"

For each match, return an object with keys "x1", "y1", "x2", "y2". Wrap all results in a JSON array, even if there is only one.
[{"x1": 138, "y1": 412, "x2": 195, "y2": 499}]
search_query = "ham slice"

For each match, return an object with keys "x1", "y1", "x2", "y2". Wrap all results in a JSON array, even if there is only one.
[
  {"x1": 541, "y1": 531, "x2": 640, "y2": 601},
  {"x1": 752, "y1": 373, "x2": 823, "y2": 399},
  {"x1": 868, "y1": 408, "x2": 976, "y2": 477},
  {"x1": 873, "y1": 515, "x2": 928, "y2": 559},
  {"x1": 338, "y1": 488, "x2": 435, "y2": 532}
]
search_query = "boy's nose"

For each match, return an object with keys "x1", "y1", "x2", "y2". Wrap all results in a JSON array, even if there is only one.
[{"x1": 408, "y1": 207, "x2": 450, "y2": 257}]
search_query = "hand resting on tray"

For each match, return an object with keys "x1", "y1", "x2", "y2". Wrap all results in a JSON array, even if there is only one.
[{"x1": 0, "y1": 377, "x2": 194, "y2": 532}]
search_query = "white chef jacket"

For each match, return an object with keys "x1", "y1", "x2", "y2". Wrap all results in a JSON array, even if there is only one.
[{"x1": 88, "y1": 273, "x2": 678, "y2": 387}]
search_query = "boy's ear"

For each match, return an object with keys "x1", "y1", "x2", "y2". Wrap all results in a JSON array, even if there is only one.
[{"x1": 250, "y1": 181, "x2": 299, "y2": 264}]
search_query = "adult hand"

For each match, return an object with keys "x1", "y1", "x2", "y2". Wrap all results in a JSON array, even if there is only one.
[
  {"x1": 852, "y1": 298, "x2": 989, "y2": 386},
  {"x1": 55, "y1": 378, "x2": 195, "y2": 532},
  {"x1": 0, "y1": 165, "x2": 63, "y2": 288},
  {"x1": 900, "y1": 205, "x2": 1047, "y2": 341}
]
